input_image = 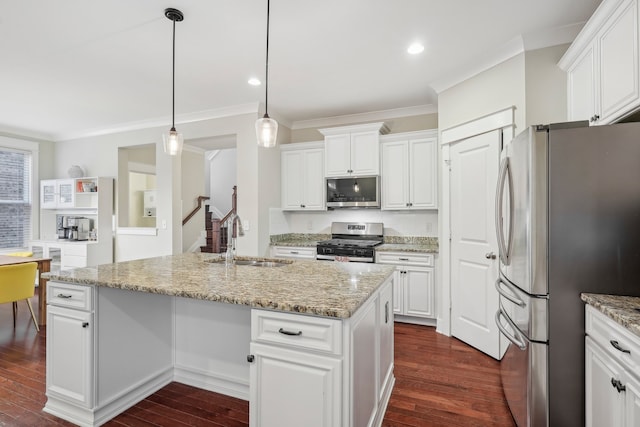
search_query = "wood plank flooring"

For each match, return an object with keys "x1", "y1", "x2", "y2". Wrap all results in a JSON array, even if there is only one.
[{"x1": 0, "y1": 295, "x2": 515, "y2": 426}]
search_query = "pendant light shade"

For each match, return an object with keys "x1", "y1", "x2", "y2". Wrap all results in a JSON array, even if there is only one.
[
  {"x1": 256, "y1": 0, "x2": 278, "y2": 148},
  {"x1": 163, "y1": 8, "x2": 184, "y2": 156}
]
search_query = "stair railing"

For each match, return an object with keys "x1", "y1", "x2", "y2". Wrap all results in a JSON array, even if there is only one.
[{"x1": 182, "y1": 196, "x2": 210, "y2": 226}]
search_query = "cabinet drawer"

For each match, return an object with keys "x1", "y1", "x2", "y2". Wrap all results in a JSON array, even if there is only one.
[
  {"x1": 47, "y1": 282, "x2": 93, "y2": 311},
  {"x1": 251, "y1": 309, "x2": 342, "y2": 355},
  {"x1": 64, "y1": 244, "x2": 87, "y2": 257},
  {"x1": 376, "y1": 251, "x2": 433, "y2": 267},
  {"x1": 586, "y1": 305, "x2": 640, "y2": 373},
  {"x1": 271, "y1": 246, "x2": 316, "y2": 260}
]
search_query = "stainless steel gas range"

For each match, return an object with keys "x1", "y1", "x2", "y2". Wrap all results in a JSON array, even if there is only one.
[{"x1": 316, "y1": 222, "x2": 383, "y2": 263}]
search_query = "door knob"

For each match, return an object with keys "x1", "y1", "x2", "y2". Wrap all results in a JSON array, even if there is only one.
[{"x1": 485, "y1": 252, "x2": 497, "y2": 260}]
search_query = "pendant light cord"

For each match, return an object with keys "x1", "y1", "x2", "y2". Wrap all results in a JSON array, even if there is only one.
[
  {"x1": 172, "y1": 18, "x2": 176, "y2": 130},
  {"x1": 264, "y1": 0, "x2": 271, "y2": 117}
]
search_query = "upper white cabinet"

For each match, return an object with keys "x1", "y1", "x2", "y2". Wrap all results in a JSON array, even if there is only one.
[
  {"x1": 281, "y1": 142, "x2": 325, "y2": 211},
  {"x1": 319, "y1": 122, "x2": 389, "y2": 177},
  {"x1": 41, "y1": 179, "x2": 75, "y2": 209},
  {"x1": 559, "y1": 0, "x2": 640, "y2": 124},
  {"x1": 381, "y1": 130, "x2": 438, "y2": 210},
  {"x1": 41, "y1": 177, "x2": 108, "y2": 210}
]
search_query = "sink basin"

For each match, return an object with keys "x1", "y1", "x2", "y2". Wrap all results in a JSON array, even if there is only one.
[{"x1": 206, "y1": 258, "x2": 291, "y2": 267}]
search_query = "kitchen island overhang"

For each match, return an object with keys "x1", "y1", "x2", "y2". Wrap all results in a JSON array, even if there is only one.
[{"x1": 42, "y1": 253, "x2": 396, "y2": 427}]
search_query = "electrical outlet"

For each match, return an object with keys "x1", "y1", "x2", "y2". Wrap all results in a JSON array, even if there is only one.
[
  {"x1": 162, "y1": 219, "x2": 167, "y2": 229},
  {"x1": 244, "y1": 220, "x2": 250, "y2": 231}
]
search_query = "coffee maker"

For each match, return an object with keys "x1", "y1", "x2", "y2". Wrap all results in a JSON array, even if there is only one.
[
  {"x1": 67, "y1": 217, "x2": 91, "y2": 241},
  {"x1": 57, "y1": 215, "x2": 92, "y2": 240}
]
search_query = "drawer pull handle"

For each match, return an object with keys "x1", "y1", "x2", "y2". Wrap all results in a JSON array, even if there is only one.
[
  {"x1": 57, "y1": 294, "x2": 73, "y2": 299},
  {"x1": 385, "y1": 301, "x2": 389, "y2": 323},
  {"x1": 278, "y1": 327, "x2": 302, "y2": 336},
  {"x1": 290, "y1": 251, "x2": 299, "y2": 254},
  {"x1": 399, "y1": 258, "x2": 409, "y2": 261},
  {"x1": 610, "y1": 340, "x2": 631, "y2": 354}
]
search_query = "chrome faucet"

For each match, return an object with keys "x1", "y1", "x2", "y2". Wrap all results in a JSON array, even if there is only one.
[{"x1": 225, "y1": 212, "x2": 244, "y2": 265}]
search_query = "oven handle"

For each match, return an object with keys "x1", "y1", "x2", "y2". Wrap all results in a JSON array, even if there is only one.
[
  {"x1": 495, "y1": 277, "x2": 525, "y2": 307},
  {"x1": 495, "y1": 309, "x2": 527, "y2": 351}
]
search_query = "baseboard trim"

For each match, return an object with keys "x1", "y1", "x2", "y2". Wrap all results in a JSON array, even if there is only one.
[{"x1": 173, "y1": 365, "x2": 249, "y2": 401}]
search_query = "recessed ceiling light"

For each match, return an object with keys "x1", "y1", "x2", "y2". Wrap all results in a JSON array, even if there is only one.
[
  {"x1": 248, "y1": 77, "x2": 261, "y2": 86},
  {"x1": 407, "y1": 43, "x2": 424, "y2": 55}
]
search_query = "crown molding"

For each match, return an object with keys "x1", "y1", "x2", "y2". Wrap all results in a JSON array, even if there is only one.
[
  {"x1": 432, "y1": 22, "x2": 587, "y2": 94},
  {"x1": 290, "y1": 104, "x2": 437, "y2": 130},
  {"x1": 54, "y1": 103, "x2": 260, "y2": 142}
]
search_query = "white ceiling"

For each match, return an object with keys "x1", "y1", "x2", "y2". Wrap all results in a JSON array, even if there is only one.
[{"x1": 0, "y1": 0, "x2": 602, "y2": 142}]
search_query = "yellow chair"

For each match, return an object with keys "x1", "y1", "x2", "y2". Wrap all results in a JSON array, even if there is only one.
[
  {"x1": 0, "y1": 262, "x2": 39, "y2": 332},
  {"x1": 6, "y1": 251, "x2": 35, "y2": 319}
]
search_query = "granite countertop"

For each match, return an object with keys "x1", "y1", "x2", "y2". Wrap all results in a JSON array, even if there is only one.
[
  {"x1": 42, "y1": 253, "x2": 395, "y2": 319},
  {"x1": 270, "y1": 234, "x2": 439, "y2": 253},
  {"x1": 581, "y1": 293, "x2": 640, "y2": 338}
]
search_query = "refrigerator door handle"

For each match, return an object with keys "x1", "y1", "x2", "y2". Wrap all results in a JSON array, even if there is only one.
[
  {"x1": 495, "y1": 157, "x2": 514, "y2": 266},
  {"x1": 495, "y1": 277, "x2": 525, "y2": 307},
  {"x1": 496, "y1": 309, "x2": 527, "y2": 350}
]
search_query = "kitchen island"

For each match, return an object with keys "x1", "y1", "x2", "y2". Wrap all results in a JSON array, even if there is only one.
[{"x1": 42, "y1": 253, "x2": 395, "y2": 427}]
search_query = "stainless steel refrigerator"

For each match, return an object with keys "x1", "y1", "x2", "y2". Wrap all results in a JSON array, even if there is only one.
[{"x1": 494, "y1": 121, "x2": 640, "y2": 427}]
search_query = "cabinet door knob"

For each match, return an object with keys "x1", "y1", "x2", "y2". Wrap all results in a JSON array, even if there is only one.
[
  {"x1": 247, "y1": 354, "x2": 255, "y2": 363},
  {"x1": 485, "y1": 252, "x2": 497, "y2": 260},
  {"x1": 611, "y1": 377, "x2": 626, "y2": 393},
  {"x1": 82, "y1": 322, "x2": 89, "y2": 328}
]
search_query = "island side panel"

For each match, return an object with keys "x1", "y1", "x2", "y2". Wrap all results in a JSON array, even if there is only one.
[
  {"x1": 96, "y1": 287, "x2": 174, "y2": 418},
  {"x1": 173, "y1": 297, "x2": 252, "y2": 400}
]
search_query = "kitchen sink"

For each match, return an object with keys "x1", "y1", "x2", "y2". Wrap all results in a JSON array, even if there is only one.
[{"x1": 206, "y1": 258, "x2": 291, "y2": 267}]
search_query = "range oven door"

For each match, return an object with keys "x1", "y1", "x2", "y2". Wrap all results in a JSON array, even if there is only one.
[{"x1": 495, "y1": 275, "x2": 548, "y2": 427}]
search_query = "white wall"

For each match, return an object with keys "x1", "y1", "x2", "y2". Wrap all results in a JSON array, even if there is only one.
[
  {"x1": 182, "y1": 148, "x2": 205, "y2": 253},
  {"x1": 208, "y1": 149, "x2": 237, "y2": 216},
  {"x1": 270, "y1": 209, "x2": 438, "y2": 237},
  {"x1": 51, "y1": 112, "x2": 279, "y2": 261},
  {"x1": 525, "y1": 44, "x2": 570, "y2": 126}
]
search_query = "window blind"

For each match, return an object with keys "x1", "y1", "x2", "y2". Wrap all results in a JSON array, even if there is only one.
[{"x1": 0, "y1": 148, "x2": 32, "y2": 249}]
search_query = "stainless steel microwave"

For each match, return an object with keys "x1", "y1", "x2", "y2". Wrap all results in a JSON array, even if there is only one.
[{"x1": 326, "y1": 176, "x2": 380, "y2": 208}]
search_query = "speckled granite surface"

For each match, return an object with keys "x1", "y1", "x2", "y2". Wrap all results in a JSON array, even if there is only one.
[
  {"x1": 269, "y1": 233, "x2": 331, "y2": 247},
  {"x1": 581, "y1": 293, "x2": 640, "y2": 338},
  {"x1": 270, "y1": 234, "x2": 439, "y2": 253},
  {"x1": 42, "y1": 253, "x2": 395, "y2": 319}
]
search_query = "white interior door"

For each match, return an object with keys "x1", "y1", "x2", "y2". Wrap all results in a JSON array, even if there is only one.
[{"x1": 450, "y1": 130, "x2": 501, "y2": 359}]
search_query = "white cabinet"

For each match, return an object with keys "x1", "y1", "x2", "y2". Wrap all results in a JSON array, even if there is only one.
[
  {"x1": 377, "y1": 251, "x2": 435, "y2": 322},
  {"x1": 41, "y1": 179, "x2": 75, "y2": 209},
  {"x1": 249, "y1": 277, "x2": 394, "y2": 427},
  {"x1": 560, "y1": 0, "x2": 640, "y2": 124},
  {"x1": 46, "y1": 283, "x2": 94, "y2": 408},
  {"x1": 381, "y1": 130, "x2": 438, "y2": 210},
  {"x1": 249, "y1": 343, "x2": 341, "y2": 427},
  {"x1": 320, "y1": 122, "x2": 388, "y2": 177},
  {"x1": 585, "y1": 305, "x2": 640, "y2": 426},
  {"x1": 270, "y1": 245, "x2": 316, "y2": 260},
  {"x1": 281, "y1": 143, "x2": 325, "y2": 211}
]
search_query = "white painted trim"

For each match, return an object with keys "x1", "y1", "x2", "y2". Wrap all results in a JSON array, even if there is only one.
[
  {"x1": 379, "y1": 129, "x2": 438, "y2": 143},
  {"x1": 55, "y1": 103, "x2": 260, "y2": 142},
  {"x1": 559, "y1": 0, "x2": 627, "y2": 70},
  {"x1": 440, "y1": 107, "x2": 515, "y2": 145},
  {"x1": 127, "y1": 162, "x2": 156, "y2": 175},
  {"x1": 116, "y1": 227, "x2": 158, "y2": 236},
  {"x1": 173, "y1": 365, "x2": 249, "y2": 401},
  {"x1": 279, "y1": 140, "x2": 324, "y2": 151},
  {"x1": 291, "y1": 105, "x2": 437, "y2": 130},
  {"x1": 438, "y1": 110, "x2": 515, "y2": 338},
  {"x1": 318, "y1": 122, "x2": 389, "y2": 136}
]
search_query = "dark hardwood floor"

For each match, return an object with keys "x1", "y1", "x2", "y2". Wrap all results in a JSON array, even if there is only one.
[{"x1": 0, "y1": 295, "x2": 515, "y2": 426}]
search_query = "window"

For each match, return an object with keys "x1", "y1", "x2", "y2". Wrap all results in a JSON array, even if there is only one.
[{"x1": 0, "y1": 148, "x2": 32, "y2": 249}]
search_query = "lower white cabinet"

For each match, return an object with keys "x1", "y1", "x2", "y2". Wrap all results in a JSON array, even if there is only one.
[
  {"x1": 249, "y1": 277, "x2": 394, "y2": 427},
  {"x1": 270, "y1": 245, "x2": 316, "y2": 260},
  {"x1": 46, "y1": 305, "x2": 93, "y2": 407},
  {"x1": 249, "y1": 343, "x2": 341, "y2": 427},
  {"x1": 585, "y1": 305, "x2": 640, "y2": 427},
  {"x1": 377, "y1": 251, "x2": 435, "y2": 322}
]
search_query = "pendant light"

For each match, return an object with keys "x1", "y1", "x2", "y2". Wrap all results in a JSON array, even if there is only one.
[
  {"x1": 255, "y1": 0, "x2": 278, "y2": 148},
  {"x1": 163, "y1": 8, "x2": 184, "y2": 156}
]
